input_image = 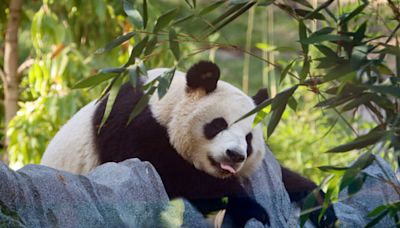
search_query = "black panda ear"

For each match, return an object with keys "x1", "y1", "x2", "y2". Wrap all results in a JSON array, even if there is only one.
[
  {"x1": 252, "y1": 88, "x2": 269, "y2": 105},
  {"x1": 186, "y1": 61, "x2": 220, "y2": 93}
]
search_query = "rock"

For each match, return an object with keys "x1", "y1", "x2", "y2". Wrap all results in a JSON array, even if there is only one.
[
  {"x1": 334, "y1": 155, "x2": 400, "y2": 227},
  {"x1": 1, "y1": 151, "x2": 398, "y2": 227},
  {"x1": 0, "y1": 159, "x2": 208, "y2": 227},
  {"x1": 243, "y1": 145, "x2": 298, "y2": 228}
]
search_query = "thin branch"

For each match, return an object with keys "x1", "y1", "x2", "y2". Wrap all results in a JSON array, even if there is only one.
[
  {"x1": 16, "y1": 58, "x2": 34, "y2": 78},
  {"x1": 0, "y1": 68, "x2": 5, "y2": 82}
]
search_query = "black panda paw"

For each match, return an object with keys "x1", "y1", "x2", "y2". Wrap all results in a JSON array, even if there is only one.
[
  {"x1": 306, "y1": 190, "x2": 338, "y2": 228},
  {"x1": 224, "y1": 196, "x2": 270, "y2": 227}
]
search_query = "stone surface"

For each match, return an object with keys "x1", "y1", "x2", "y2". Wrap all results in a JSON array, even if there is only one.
[
  {"x1": 1, "y1": 152, "x2": 399, "y2": 227},
  {"x1": 334, "y1": 155, "x2": 400, "y2": 227},
  {"x1": 0, "y1": 159, "x2": 208, "y2": 227}
]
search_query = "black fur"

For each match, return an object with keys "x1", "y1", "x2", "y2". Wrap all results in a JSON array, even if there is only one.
[
  {"x1": 93, "y1": 83, "x2": 269, "y2": 226},
  {"x1": 186, "y1": 61, "x2": 220, "y2": 93},
  {"x1": 203, "y1": 117, "x2": 228, "y2": 140},
  {"x1": 245, "y1": 133, "x2": 253, "y2": 157},
  {"x1": 252, "y1": 88, "x2": 269, "y2": 105},
  {"x1": 281, "y1": 167, "x2": 337, "y2": 227}
]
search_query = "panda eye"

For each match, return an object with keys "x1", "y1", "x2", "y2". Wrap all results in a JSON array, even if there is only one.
[
  {"x1": 246, "y1": 133, "x2": 253, "y2": 156},
  {"x1": 204, "y1": 117, "x2": 228, "y2": 140}
]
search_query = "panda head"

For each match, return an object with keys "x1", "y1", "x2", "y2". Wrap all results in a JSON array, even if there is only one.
[{"x1": 152, "y1": 61, "x2": 268, "y2": 179}]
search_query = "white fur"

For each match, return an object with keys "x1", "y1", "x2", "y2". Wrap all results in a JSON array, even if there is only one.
[
  {"x1": 41, "y1": 67, "x2": 265, "y2": 178},
  {"x1": 40, "y1": 101, "x2": 99, "y2": 174}
]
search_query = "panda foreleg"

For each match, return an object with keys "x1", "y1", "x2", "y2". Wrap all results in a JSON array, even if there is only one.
[
  {"x1": 281, "y1": 166, "x2": 337, "y2": 227},
  {"x1": 223, "y1": 195, "x2": 270, "y2": 227}
]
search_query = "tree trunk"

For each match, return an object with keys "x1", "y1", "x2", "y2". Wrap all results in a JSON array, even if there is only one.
[{"x1": 2, "y1": 0, "x2": 22, "y2": 163}]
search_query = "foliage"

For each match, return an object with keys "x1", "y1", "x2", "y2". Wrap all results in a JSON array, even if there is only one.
[{"x1": 1, "y1": 0, "x2": 399, "y2": 226}]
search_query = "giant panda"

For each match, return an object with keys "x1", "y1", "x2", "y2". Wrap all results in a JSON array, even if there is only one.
[
  {"x1": 41, "y1": 61, "x2": 269, "y2": 226},
  {"x1": 41, "y1": 61, "x2": 335, "y2": 227}
]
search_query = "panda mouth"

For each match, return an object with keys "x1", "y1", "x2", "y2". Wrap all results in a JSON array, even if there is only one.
[{"x1": 208, "y1": 156, "x2": 239, "y2": 175}]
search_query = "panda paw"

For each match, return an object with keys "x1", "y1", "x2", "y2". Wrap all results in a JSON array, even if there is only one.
[{"x1": 224, "y1": 196, "x2": 270, "y2": 227}]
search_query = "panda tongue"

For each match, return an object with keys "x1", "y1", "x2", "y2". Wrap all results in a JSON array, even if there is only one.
[{"x1": 220, "y1": 163, "x2": 236, "y2": 174}]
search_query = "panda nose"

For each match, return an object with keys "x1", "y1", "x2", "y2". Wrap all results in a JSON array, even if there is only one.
[{"x1": 226, "y1": 149, "x2": 245, "y2": 163}]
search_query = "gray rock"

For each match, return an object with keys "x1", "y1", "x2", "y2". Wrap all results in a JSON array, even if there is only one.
[
  {"x1": 334, "y1": 155, "x2": 400, "y2": 227},
  {"x1": 0, "y1": 159, "x2": 209, "y2": 227},
  {"x1": 2, "y1": 151, "x2": 398, "y2": 228},
  {"x1": 243, "y1": 145, "x2": 297, "y2": 228}
]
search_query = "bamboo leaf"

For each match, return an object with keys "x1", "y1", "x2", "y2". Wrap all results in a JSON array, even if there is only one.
[
  {"x1": 318, "y1": 165, "x2": 348, "y2": 174},
  {"x1": 366, "y1": 85, "x2": 400, "y2": 98},
  {"x1": 123, "y1": 0, "x2": 144, "y2": 29},
  {"x1": 144, "y1": 36, "x2": 158, "y2": 55},
  {"x1": 340, "y1": 3, "x2": 368, "y2": 25},
  {"x1": 169, "y1": 29, "x2": 180, "y2": 60},
  {"x1": 157, "y1": 68, "x2": 176, "y2": 99},
  {"x1": 301, "y1": 34, "x2": 351, "y2": 44},
  {"x1": 327, "y1": 131, "x2": 386, "y2": 153},
  {"x1": 199, "y1": 0, "x2": 224, "y2": 16},
  {"x1": 298, "y1": 20, "x2": 308, "y2": 54},
  {"x1": 280, "y1": 60, "x2": 295, "y2": 84},
  {"x1": 73, "y1": 72, "x2": 118, "y2": 89},
  {"x1": 268, "y1": 85, "x2": 299, "y2": 137},
  {"x1": 293, "y1": 0, "x2": 313, "y2": 8},
  {"x1": 126, "y1": 36, "x2": 149, "y2": 66},
  {"x1": 98, "y1": 76, "x2": 123, "y2": 133},
  {"x1": 235, "y1": 98, "x2": 272, "y2": 123},
  {"x1": 365, "y1": 210, "x2": 389, "y2": 228},
  {"x1": 153, "y1": 8, "x2": 178, "y2": 33},
  {"x1": 95, "y1": 31, "x2": 136, "y2": 54},
  {"x1": 206, "y1": 2, "x2": 256, "y2": 36},
  {"x1": 128, "y1": 86, "x2": 157, "y2": 124},
  {"x1": 143, "y1": 0, "x2": 148, "y2": 29},
  {"x1": 368, "y1": 205, "x2": 388, "y2": 218},
  {"x1": 315, "y1": 45, "x2": 338, "y2": 58}
]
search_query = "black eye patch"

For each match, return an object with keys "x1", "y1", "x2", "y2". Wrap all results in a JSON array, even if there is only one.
[
  {"x1": 246, "y1": 133, "x2": 253, "y2": 156},
  {"x1": 204, "y1": 117, "x2": 228, "y2": 140}
]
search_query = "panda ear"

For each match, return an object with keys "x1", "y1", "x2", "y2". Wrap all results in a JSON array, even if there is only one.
[
  {"x1": 252, "y1": 88, "x2": 269, "y2": 105},
  {"x1": 186, "y1": 61, "x2": 220, "y2": 93}
]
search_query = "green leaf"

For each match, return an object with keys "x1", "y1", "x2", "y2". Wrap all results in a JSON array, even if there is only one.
[
  {"x1": 143, "y1": 0, "x2": 148, "y2": 29},
  {"x1": 366, "y1": 85, "x2": 400, "y2": 98},
  {"x1": 368, "y1": 205, "x2": 388, "y2": 218},
  {"x1": 268, "y1": 85, "x2": 299, "y2": 137},
  {"x1": 199, "y1": 1, "x2": 224, "y2": 16},
  {"x1": 280, "y1": 60, "x2": 295, "y2": 84},
  {"x1": 327, "y1": 131, "x2": 386, "y2": 153},
  {"x1": 323, "y1": 63, "x2": 353, "y2": 82},
  {"x1": 206, "y1": 2, "x2": 256, "y2": 36},
  {"x1": 314, "y1": 27, "x2": 335, "y2": 35},
  {"x1": 365, "y1": 210, "x2": 389, "y2": 228},
  {"x1": 299, "y1": 57, "x2": 310, "y2": 82},
  {"x1": 348, "y1": 173, "x2": 366, "y2": 195},
  {"x1": 340, "y1": 3, "x2": 368, "y2": 25},
  {"x1": 173, "y1": 14, "x2": 195, "y2": 26},
  {"x1": 126, "y1": 36, "x2": 149, "y2": 66},
  {"x1": 144, "y1": 36, "x2": 158, "y2": 55},
  {"x1": 98, "y1": 76, "x2": 123, "y2": 133},
  {"x1": 95, "y1": 31, "x2": 136, "y2": 54},
  {"x1": 354, "y1": 21, "x2": 367, "y2": 43},
  {"x1": 153, "y1": 8, "x2": 178, "y2": 33},
  {"x1": 127, "y1": 65, "x2": 138, "y2": 88},
  {"x1": 315, "y1": 45, "x2": 338, "y2": 58},
  {"x1": 287, "y1": 97, "x2": 298, "y2": 111},
  {"x1": 73, "y1": 73, "x2": 117, "y2": 89},
  {"x1": 293, "y1": 0, "x2": 313, "y2": 8},
  {"x1": 169, "y1": 29, "x2": 180, "y2": 61},
  {"x1": 298, "y1": 20, "x2": 309, "y2": 54},
  {"x1": 157, "y1": 68, "x2": 176, "y2": 99},
  {"x1": 301, "y1": 34, "x2": 351, "y2": 44},
  {"x1": 235, "y1": 98, "x2": 272, "y2": 123},
  {"x1": 128, "y1": 86, "x2": 157, "y2": 124},
  {"x1": 124, "y1": 0, "x2": 144, "y2": 29},
  {"x1": 318, "y1": 165, "x2": 348, "y2": 175}
]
